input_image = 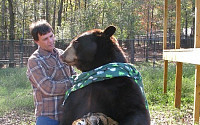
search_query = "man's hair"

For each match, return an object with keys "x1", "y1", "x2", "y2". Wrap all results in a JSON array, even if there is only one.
[{"x1": 29, "y1": 19, "x2": 53, "y2": 41}]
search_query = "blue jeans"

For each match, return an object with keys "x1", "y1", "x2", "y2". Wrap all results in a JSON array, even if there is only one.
[{"x1": 36, "y1": 116, "x2": 59, "y2": 125}]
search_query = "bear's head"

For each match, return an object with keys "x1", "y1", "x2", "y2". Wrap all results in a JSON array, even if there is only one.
[{"x1": 60, "y1": 26, "x2": 127, "y2": 72}]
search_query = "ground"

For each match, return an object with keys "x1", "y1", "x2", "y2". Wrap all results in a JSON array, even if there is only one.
[
  {"x1": 0, "y1": 105, "x2": 194, "y2": 125},
  {"x1": 0, "y1": 110, "x2": 35, "y2": 125}
]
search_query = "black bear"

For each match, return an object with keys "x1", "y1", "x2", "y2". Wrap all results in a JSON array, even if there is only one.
[{"x1": 60, "y1": 26, "x2": 150, "y2": 125}]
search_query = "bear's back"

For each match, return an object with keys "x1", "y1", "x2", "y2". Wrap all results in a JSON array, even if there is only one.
[{"x1": 62, "y1": 76, "x2": 149, "y2": 124}]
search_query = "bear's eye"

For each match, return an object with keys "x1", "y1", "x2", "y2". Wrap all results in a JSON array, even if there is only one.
[{"x1": 73, "y1": 41, "x2": 79, "y2": 49}]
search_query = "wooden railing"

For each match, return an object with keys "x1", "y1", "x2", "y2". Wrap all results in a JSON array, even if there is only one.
[{"x1": 163, "y1": 0, "x2": 200, "y2": 124}]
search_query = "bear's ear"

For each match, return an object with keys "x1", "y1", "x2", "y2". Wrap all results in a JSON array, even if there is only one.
[{"x1": 103, "y1": 25, "x2": 116, "y2": 37}]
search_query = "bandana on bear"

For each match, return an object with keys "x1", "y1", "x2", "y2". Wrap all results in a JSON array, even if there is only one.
[{"x1": 63, "y1": 62, "x2": 148, "y2": 110}]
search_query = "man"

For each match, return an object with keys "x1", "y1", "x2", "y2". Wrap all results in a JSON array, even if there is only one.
[{"x1": 26, "y1": 20, "x2": 75, "y2": 125}]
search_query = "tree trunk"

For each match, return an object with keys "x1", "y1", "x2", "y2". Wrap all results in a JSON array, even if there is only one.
[
  {"x1": 65, "y1": 0, "x2": 69, "y2": 21},
  {"x1": 191, "y1": 0, "x2": 195, "y2": 37},
  {"x1": 69, "y1": 0, "x2": 74, "y2": 37},
  {"x1": 34, "y1": 0, "x2": 37, "y2": 21},
  {"x1": 8, "y1": 0, "x2": 15, "y2": 40},
  {"x1": 101, "y1": 3, "x2": 105, "y2": 27},
  {"x1": 8, "y1": 0, "x2": 15, "y2": 63},
  {"x1": 150, "y1": 6, "x2": 154, "y2": 44},
  {"x1": 0, "y1": 0, "x2": 6, "y2": 58},
  {"x1": 58, "y1": 0, "x2": 64, "y2": 26},
  {"x1": 84, "y1": 0, "x2": 87, "y2": 10},
  {"x1": 46, "y1": 0, "x2": 49, "y2": 22},
  {"x1": 1, "y1": 0, "x2": 5, "y2": 40},
  {"x1": 146, "y1": 5, "x2": 150, "y2": 62},
  {"x1": 41, "y1": 0, "x2": 46, "y2": 19},
  {"x1": 52, "y1": 0, "x2": 57, "y2": 31}
]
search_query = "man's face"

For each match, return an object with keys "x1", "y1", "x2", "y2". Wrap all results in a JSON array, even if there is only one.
[{"x1": 35, "y1": 31, "x2": 55, "y2": 52}]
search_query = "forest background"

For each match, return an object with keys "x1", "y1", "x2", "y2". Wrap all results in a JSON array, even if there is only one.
[{"x1": 0, "y1": 0, "x2": 196, "y2": 41}]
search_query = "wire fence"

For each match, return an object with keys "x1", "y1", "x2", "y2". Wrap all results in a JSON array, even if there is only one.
[
  {"x1": 0, "y1": 39, "x2": 71, "y2": 68},
  {"x1": 0, "y1": 35, "x2": 194, "y2": 68}
]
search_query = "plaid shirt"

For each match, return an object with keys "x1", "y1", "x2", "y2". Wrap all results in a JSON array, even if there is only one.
[{"x1": 26, "y1": 47, "x2": 76, "y2": 121}]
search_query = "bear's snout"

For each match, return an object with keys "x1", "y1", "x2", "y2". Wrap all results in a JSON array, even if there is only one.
[{"x1": 60, "y1": 46, "x2": 78, "y2": 66}]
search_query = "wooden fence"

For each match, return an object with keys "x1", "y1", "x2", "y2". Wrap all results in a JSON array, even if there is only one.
[{"x1": 163, "y1": 0, "x2": 200, "y2": 124}]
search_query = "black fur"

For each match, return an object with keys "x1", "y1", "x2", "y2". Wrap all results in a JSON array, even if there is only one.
[{"x1": 60, "y1": 26, "x2": 150, "y2": 125}]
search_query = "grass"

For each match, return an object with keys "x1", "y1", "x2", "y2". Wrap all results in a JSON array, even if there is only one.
[
  {"x1": 136, "y1": 61, "x2": 195, "y2": 106},
  {"x1": 0, "y1": 68, "x2": 34, "y2": 115},
  {"x1": 135, "y1": 61, "x2": 195, "y2": 124},
  {"x1": 0, "y1": 62, "x2": 196, "y2": 124}
]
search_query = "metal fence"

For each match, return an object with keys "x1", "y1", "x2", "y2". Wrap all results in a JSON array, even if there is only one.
[
  {"x1": 119, "y1": 37, "x2": 163, "y2": 65},
  {"x1": 0, "y1": 39, "x2": 71, "y2": 68},
  {"x1": 0, "y1": 35, "x2": 194, "y2": 68},
  {"x1": 119, "y1": 35, "x2": 194, "y2": 64}
]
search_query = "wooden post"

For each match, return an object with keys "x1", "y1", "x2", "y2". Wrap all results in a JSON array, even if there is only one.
[
  {"x1": 175, "y1": 0, "x2": 181, "y2": 50},
  {"x1": 194, "y1": 0, "x2": 200, "y2": 48},
  {"x1": 175, "y1": 62, "x2": 182, "y2": 108},
  {"x1": 163, "y1": 0, "x2": 168, "y2": 50},
  {"x1": 163, "y1": 0, "x2": 200, "y2": 123},
  {"x1": 164, "y1": 60, "x2": 168, "y2": 93},
  {"x1": 193, "y1": 0, "x2": 200, "y2": 124},
  {"x1": 174, "y1": 0, "x2": 182, "y2": 108},
  {"x1": 163, "y1": 0, "x2": 168, "y2": 93},
  {"x1": 193, "y1": 65, "x2": 200, "y2": 124}
]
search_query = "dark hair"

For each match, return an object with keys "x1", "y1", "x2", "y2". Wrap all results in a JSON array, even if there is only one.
[{"x1": 29, "y1": 19, "x2": 53, "y2": 41}]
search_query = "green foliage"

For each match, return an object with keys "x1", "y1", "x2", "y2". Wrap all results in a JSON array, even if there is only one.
[
  {"x1": 0, "y1": 0, "x2": 160, "y2": 40},
  {"x1": 0, "y1": 0, "x2": 196, "y2": 41},
  {"x1": 59, "y1": 0, "x2": 144, "y2": 39}
]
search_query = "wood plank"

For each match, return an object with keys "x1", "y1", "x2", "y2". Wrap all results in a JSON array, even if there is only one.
[
  {"x1": 175, "y1": 62, "x2": 182, "y2": 108},
  {"x1": 163, "y1": 0, "x2": 168, "y2": 94},
  {"x1": 193, "y1": 1, "x2": 200, "y2": 124},
  {"x1": 194, "y1": 0, "x2": 200, "y2": 48},
  {"x1": 163, "y1": 48, "x2": 200, "y2": 65},
  {"x1": 163, "y1": 60, "x2": 168, "y2": 93},
  {"x1": 163, "y1": 0, "x2": 168, "y2": 49},
  {"x1": 175, "y1": 0, "x2": 181, "y2": 49},
  {"x1": 193, "y1": 65, "x2": 200, "y2": 124}
]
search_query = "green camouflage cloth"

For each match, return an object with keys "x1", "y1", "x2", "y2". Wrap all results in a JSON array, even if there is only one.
[{"x1": 64, "y1": 63, "x2": 148, "y2": 109}]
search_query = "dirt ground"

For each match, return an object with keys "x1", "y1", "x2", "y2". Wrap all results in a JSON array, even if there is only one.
[{"x1": 0, "y1": 106, "x2": 194, "y2": 125}]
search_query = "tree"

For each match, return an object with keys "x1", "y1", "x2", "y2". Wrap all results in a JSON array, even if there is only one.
[
  {"x1": 1, "y1": 0, "x2": 6, "y2": 40},
  {"x1": 58, "y1": 0, "x2": 64, "y2": 26},
  {"x1": 0, "y1": 0, "x2": 195, "y2": 41},
  {"x1": 8, "y1": 0, "x2": 15, "y2": 63},
  {"x1": 8, "y1": 0, "x2": 15, "y2": 40},
  {"x1": 0, "y1": 0, "x2": 6, "y2": 58},
  {"x1": 33, "y1": 0, "x2": 37, "y2": 21},
  {"x1": 46, "y1": 0, "x2": 49, "y2": 22},
  {"x1": 52, "y1": 0, "x2": 57, "y2": 31}
]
